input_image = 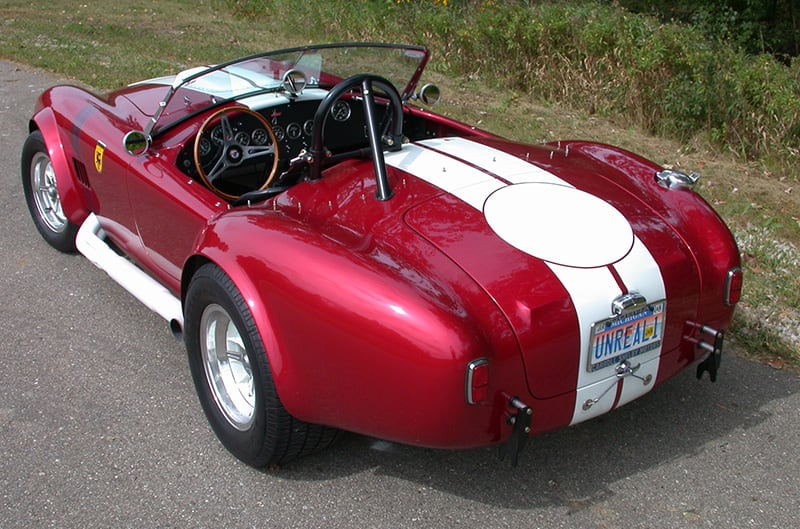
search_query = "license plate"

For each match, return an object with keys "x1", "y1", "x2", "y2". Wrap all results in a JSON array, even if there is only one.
[{"x1": 588, "y1": 300, "x2": 666, "y2": 372}]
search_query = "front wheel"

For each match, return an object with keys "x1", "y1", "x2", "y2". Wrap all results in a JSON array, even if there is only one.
[
  {"x1": 21, "y1": 131, "x2": 78, "y2": 252},
  {"x1": 184, "y1": 263, "x2": 340, "y2": 467}
]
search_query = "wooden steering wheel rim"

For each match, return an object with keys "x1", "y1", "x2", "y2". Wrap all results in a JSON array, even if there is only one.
[{"x1": 193, "y1": 106, "x2": 280, "y2": 201}]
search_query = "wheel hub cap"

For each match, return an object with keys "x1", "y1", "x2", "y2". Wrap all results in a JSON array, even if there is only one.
[
  {"x1": 31, "y1": 152, "x2": 68, "y2": 233},
  {"x1": 200, "y1": 304, "x2": 255, "y2": 431}
]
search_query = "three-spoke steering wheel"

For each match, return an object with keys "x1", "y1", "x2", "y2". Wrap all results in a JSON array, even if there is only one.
[{"x1": 194, "y1": 107, "x2": 280, "y2": 200}]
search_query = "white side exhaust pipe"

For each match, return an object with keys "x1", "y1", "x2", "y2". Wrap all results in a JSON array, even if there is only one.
[{"x1": 76, "y1": 213, "x2": 184, "y2": 337}]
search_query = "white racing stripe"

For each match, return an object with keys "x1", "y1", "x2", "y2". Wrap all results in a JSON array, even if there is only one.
[
  {"x1": 385, "y1": 137, "x2": 666, "y2": 424},
  {"x1": 483, "y1": 183, "x2": 634, "y2": 268},
  {"x1": 382, "y1": 142, "x2": 505, "y2": 210}
]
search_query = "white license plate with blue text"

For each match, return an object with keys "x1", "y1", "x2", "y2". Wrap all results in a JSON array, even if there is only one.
[{"x1": 588, "y1": 301, "x2": 666, "y2": 372}]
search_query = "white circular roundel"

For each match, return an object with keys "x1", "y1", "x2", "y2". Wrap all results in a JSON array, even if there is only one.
[{"x1": 483, "y1": 183, "x2": 634, "y2": 268}]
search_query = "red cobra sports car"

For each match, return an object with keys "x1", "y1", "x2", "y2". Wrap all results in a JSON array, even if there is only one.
[{"x1": 22, "y1": 42, "x2": 742, "y2": 467}]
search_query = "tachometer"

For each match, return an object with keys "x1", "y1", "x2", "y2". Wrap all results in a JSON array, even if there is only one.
[{"x1": 210, "y1": 126, "x2": 224, "y2": 145}]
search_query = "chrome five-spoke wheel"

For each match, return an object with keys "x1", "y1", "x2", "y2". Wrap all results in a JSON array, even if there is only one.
[
  {"x1": 30, "y1": 151, "x2": 68, "y2": 234},
  {"x1": 200, "y1": 303, "x2": 256, "y2": 431}
]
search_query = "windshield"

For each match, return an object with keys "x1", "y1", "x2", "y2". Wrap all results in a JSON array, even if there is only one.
[{"x1": 148, "y1": 43, "x2": 429, "y2": 137}]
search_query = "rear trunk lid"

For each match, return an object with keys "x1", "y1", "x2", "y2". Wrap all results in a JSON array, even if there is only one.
[{"x1": 390, "y1": 137, "x2": 700, "y2": 421}]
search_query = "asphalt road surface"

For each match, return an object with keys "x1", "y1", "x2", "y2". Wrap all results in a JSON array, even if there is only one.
[{"x1": 1, "y1": 60, "x2": 799, "y2": 529}]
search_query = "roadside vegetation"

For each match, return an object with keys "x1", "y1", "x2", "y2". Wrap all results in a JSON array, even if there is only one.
[{"x1": 1, "y1": 0, "x2": 797, "y2": 364}]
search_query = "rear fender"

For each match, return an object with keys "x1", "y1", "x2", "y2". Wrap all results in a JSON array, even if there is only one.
[
  {"x1": 186, "y1": 213, "x2": 336, "y2": 419},
  {"x1": 30, "y1": 108, "x2": 91, "y2": 224},
  {"x1": 564, "y1": 141, "x2": 741, "y2": 325},
  {"x1": 186, "y1": 208, "x2": 522, "y2": 447}
]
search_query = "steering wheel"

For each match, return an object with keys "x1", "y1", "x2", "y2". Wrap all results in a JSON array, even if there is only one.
[
  {"x1": 308, "y1": 74, "x2": 403, "y2": 199},
  {"x1": 194, "y1": 107, "x2": 280, "y2": 200}
]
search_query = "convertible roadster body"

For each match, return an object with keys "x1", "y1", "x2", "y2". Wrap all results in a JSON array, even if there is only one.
[{"x1": 22, "y1": 43, "x2": 741, "y2": 466}]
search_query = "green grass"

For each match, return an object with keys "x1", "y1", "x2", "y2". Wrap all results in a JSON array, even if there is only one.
[{"x1": 1, "y1": 0, "x2": 797, "y2": 364}]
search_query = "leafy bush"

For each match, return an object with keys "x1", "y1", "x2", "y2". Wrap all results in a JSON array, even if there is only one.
[
  {"x1": 224, "y1": 0, "x2": 800, "y2": 173},
  {"x1": 610, "y1": 0, "x2": 800, "y2": 61}
]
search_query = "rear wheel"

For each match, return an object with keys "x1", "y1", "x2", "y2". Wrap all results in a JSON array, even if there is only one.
[
  {"x1": 21, "y1": 131, "x2": 78, "y2": 252},
  {"x1": 184, "y1": 263, "x2": 340, "y2": 467}
]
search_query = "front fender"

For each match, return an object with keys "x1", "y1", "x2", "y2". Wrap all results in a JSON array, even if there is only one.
[{"x1": 30, "y1": 106, "x2": 92, "y2": 224}]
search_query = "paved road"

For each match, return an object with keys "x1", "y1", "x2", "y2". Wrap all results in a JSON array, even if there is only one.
[{"x1": 1, "y1": 60, "x2": 799, "y2": 529}]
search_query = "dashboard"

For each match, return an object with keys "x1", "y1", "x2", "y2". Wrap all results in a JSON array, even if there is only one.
[{"x1": 176, "y1": 97, "x2": 371, "y2": 181}]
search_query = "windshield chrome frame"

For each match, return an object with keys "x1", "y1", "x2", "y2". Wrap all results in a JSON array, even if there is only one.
[{"x1": 146, "y1": 42, "x2": 429, "y2": 140}]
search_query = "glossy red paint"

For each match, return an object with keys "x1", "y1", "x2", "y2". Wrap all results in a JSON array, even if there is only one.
[
  {"x1": 25, "y1": 44, "x2": 740, "y2": 453},
  {"x1": 29, "y1": 105, "x2": 92, "y2": 225},
  {"x1": 182, "y1": 160, "x2": 537, "y2": 447},
  {"x1": 560, "y1": 141, "x2": 740, "y2": 368},
  {"x1": 483, "y1": 138, "x2": 738, "y2": 375}
]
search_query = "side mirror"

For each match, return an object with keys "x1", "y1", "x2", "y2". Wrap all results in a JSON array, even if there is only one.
[
  {"x1": 123, "y1": 131, "x2": 150, "y2": 155},
  {"x1": 417, "y1": 83, "x2": 441, "y2": 106}
]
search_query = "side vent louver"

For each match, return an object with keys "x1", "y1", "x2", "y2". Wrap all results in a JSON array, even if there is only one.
[{"x1": 72, "y1": 158, "x2": 91, "y2": 188}]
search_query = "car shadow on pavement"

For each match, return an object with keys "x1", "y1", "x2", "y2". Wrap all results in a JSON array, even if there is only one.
[{"x1": 275, "y1": 350, "x2": 798, "y2": 510}]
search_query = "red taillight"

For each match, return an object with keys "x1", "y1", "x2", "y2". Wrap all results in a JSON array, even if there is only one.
[
  {"x1": 466, "y1": 358, "x2": 489, "y2": 404},
  {"x1": 725, "y1": 267, "x2": 743, "y2": 306}
]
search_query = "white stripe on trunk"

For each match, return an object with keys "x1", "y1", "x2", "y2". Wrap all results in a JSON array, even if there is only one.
[{"x1": 385, "y1": 138, "x2": 666, "y2": 424}]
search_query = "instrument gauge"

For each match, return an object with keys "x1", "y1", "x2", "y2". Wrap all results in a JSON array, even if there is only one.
[
  {"x1": 210, "y1": 126, "x2": 224, "y2": 145},
  {"x1": 251, "y1": 128, "x2": 269, "y2": 145},
  {"x1": 234, "y1": 131, "x2": 250, "y2": 145},
  {"x1": 331, "y1": 101, "x2": 351, "y2": 122},
  {"x1": 286, "y1": 122, "x2": 302, "y2": 140},
  {"x1": 198, "y1": 137, "x2": 212, "y2": 157}
]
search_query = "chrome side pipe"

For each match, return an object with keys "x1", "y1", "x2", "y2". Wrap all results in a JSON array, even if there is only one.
[{"x1": 76, "y1": 213, "x2": 184, "y2": 339}]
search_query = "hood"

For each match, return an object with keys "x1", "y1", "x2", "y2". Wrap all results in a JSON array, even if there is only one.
[
  {"x1": 385, "y1": 137, "x2": 700, "y2": 413},
  {"x1": 110, "y1": 82, "x2": 170, "y2": 118}
]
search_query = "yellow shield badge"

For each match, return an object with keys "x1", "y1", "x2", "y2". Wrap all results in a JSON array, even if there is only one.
[{"x1": 94, "y1": 141, "x2": 106, "y2": 173}]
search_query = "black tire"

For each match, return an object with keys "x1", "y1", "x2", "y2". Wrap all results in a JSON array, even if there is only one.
[
  {"x1": 184, "y1": 263, "x2": 340, "y2": 467},
  {"x1": 21, "y1": 131, "x2": 79, "y2": 253}
]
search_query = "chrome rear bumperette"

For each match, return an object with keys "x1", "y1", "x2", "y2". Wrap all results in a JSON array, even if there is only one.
[{"x1": 684, "y1": 322, "x2": 724, "y2": 382}]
